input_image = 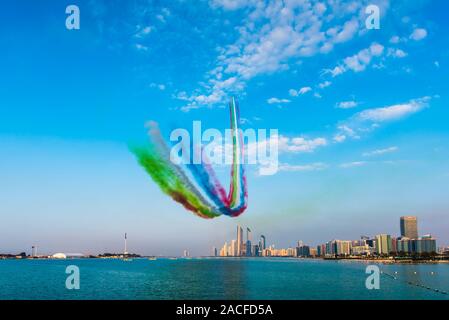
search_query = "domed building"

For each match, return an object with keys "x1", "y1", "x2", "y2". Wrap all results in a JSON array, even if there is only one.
[{"x1": 51, "y1": 253, "x2": 67, "y2": 259}]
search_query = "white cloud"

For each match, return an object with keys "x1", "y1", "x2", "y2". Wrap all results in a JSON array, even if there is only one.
[
  {"x1": 389, "y1": 35, "x2": 400, "y2": 44},
  {"x1": 135, "y1": 25, "x2": 153, "y2": 38},
  {"x1": 340, "y1": 161, "x2": 367, "y2": 168},
  {"x1": 356, "y1": 96, "x2": 431, "y2": 122},
  {"x1": 363, "y1": 146, "x2": 398, "y2": 157},
  {"x1": 267, "y1": 97, "x2": 290, "y2": 104},
  {"x1": 323, "y1": 42, "x2": 384, "y2": 77},
  {"x1": 410, "y1": 28, "x2": 427, "y2": 41},
  {"x1": 298, "y1": 87, "x2": 312, "y2": 95},
  {"x1": 278, "y1": 162, "x2": 327, "y2": 172},
  {"x1": 343, "y1": 43, "x2": 384, "y2": 72},
  {"x1": 278, "y1": 136, "x2": 327, "y2": 153},
  {"x1": 289, "y1": 86, "x2": 311, "y2": 97},
  {"x1": 178, "y1": 0, "x2": 385, "y2": 110},
  {"x1": 150, "y1": 83, "x2": 166, "y2": 90},
  {"x1": 387, "y1": 48, "x2": 407, "y2": 58},
  {"x1": 318, "y1": 81, "x2": 332, "y2": 89},
  {"x1": 135, "y1": 43, "x2": 149, "y2": 51},
  {"x1": 336, "y1": 100, "x2": 358, "y2": 109},
  {"x1": 333, "y1": 134, "x2": 346, "y2": 143},
  {"x1": 337, "y1": 124, "x2": 359, "y2": 139},
  {"x1": 210, "y1": 0, "x2": 254, "y2": 10}
]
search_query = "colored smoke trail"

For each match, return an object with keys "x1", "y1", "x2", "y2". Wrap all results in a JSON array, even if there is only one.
[{"x1": 132, "y1": 97, "x2": 247, "y2": 219}]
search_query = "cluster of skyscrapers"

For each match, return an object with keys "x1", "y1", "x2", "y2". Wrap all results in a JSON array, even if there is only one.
[
  {"x1": 214, "y1": 226, "x2": 267, "y2": 257},
  {"x1": 213, "y1": 216, "x2": 440, "y2": 259},
  {"x1": 308, "y1": 216, "x2": 437, "y2": 258}
]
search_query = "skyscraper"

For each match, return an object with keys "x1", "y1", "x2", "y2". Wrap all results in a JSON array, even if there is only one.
[
  {"x1": 237, "y1": 226, "x2": 243, "y2": 256},
  {"x1": 246, "y1": 227, "x2": 252, "y2": 256},
  {"x1": 231, "y1": 240, "x2": 237, "y2": 256},
  {"x1": 400, "y1": 216, "x2": 418, "y2": 239},
  {"x1": 375, "y1": 234, "x2": 392, "y2": 255},
  {"x1": 246, "y1": 227, "x2": 252, "y2": 242},
  {"x1": 259, "y1": 235, "x2": 266, "y2": 252}
]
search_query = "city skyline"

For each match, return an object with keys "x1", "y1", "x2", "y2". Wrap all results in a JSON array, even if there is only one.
[
  {"x1": 215, "y1": 216, "x2": 441, "y2": 258},
  {"x1": 1, "y1": 1, "x2": 449, "y2": 256}
]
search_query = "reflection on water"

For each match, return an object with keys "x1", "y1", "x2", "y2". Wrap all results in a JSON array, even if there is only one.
[{"x1": 0, "y1": 258, "x2": 447, "y2": 300}]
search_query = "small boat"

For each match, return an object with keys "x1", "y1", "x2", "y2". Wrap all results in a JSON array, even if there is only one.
[{"x1": 148, "y1": 257, "x2": 157, "y2": 261}]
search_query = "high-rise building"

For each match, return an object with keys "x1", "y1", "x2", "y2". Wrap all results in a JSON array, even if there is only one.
[
  {"x1": 335, "y1": 240, "x2": 352, "y2": 256},
  {"x1": 220, "y1": 242, "x2": 228, "y2": 257},
  {"x1": 212, "y1": 247, "x2": 218, "y2": 257},
  {"x1": 259, "y1": 235, "x2": 266, "y2": 252},
  {"x1": 231, "y1": 239, "x2": 237, "y2": 256},
  {"x1": 375, "y1": 234, "x2": 392, "y2": 255},
  {"x1": 400, "y1": 216, "x2": 418, "y2": 239},
  {"x1": 246, "y1": 240, "x2": 252, "y2": 256},
  {"x1": 237, "y1": 226, "x2": 243, "y2": 256}
]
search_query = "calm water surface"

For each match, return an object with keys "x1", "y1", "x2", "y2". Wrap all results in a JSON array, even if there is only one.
[{"x1": 0, "y1": 258, "x2": 448, "y2": 300}]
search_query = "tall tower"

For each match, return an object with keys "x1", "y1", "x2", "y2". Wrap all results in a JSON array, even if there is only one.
[
  {"x1": 246, "y1": 227, "x2": 252, "y2": 242},
  {"x1": 246, "y1": 227, "x2": 252, "y2": 256},
  {"x1": 237, "y1": 225, "x2": 243, "y2": 256},
  {"x1": 31, "y1": 245, "x2": 37, "y2": 257},
  {"x1": 400, "y1": 216, "x2": 418, "y2": 239},
  {"x1": 124, "y1": 233, "x2": 128, "y2": 255},
  {"x1": 259, "y1": 235, "x2": 266, "y2": 251}
]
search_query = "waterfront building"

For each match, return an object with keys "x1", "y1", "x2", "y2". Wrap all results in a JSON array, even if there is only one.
[
  {"x1": 231, "y1": 239, "x2": 237, "y2": 257},
  {"x1": 237, "y1": 226, "x2": 243, "y2": 256},
  {"x1": 335, "y1": 240, "x2": 352, "y2": 256},
  {"x1": 296, "y1": 245, "x2": 310, "y2": 257},
  {"x1": 397, "y1": 237, "x2": 411, "y2": 254},
  {"x1": 259, "y1": 235, "x2": 266, "y2": 252},
  {"x1": 325, "y1": 241, "x2": 335, "y2": 256},
  {"x1": 212, "y1": 247, "x2": 218, "y2": 257},
  {"x1": 375, "y1": 234, "x2": 392, "y2": 255},
  {"x1": 309, "y1": 248, "x2": 317, "y2": 257},
  {"x1": 252, "y1": 244, "x2": 259, "y2": 257},
  {"x1": 352, "y1": 245, "x2": 370, "y2": 256},
  {"x1": 400, "y1": 216, "x2": 418, "y2": 239},
  {"x1": 287, "y1": 248, "x2": 296, "y2": 257},
  {"x1": 220, "y1": 242, "x2": 228, "y2": 257},
  {"x1": 246, "y1": 240, "x2": 252, "y2": 256},
  {"x1": 390, "y1": 237, "x2": 398, "y2": 254},
  {"x1": 366, "y1": 238, "x2": 376, "y2": 248},
  {"x1": 316, "y1": 244, "x2": 326, "y2": 257},
  {"x1": 413, "y1": 235, "x2": 437, "y2": 254}
]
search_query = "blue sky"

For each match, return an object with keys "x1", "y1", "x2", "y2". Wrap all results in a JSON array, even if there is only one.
[{"x1": 1, "y1": 0, "x2": 448, "y2": 255}]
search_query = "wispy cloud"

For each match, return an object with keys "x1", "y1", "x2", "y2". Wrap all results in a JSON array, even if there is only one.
[
  {"x1": 340, "y1": 161, "x2": 367, "y2": 168},
  {"x1": 149, "y1": 83, "x2": 166, "y2": 91},
  {"x1": 318, "y1": 81, "x2": 332, "y2": 89},
  {"x1": 267, "y1": 97, "x2": 290, "y2": 104},
  {"x1": 387, "y1": 48, "x2": 407, "y2": 58},
  {"x1": 363, "y1": 146, "x2": 398, "y2": 157},
  {"x1": 177, "y1": 0, "x2": 387, "y2": 110},
  {"x1": 289, "y1": 86, "x2": 312, "y2": 96},
  {"x1": 333, "y1": 96, "x2": 434, "y2": 143},
  {"x1": 278, "y1": 162, "x2": 327, "y2": 172},
  {"x1": 355, "y1": 96, "x2": 431, "y2": 122},
  {"x1": 410, "y1": 27, "x2": 427, "y2": 41},
  {"x1": 336, "y1": 100, "x2": 358, "y2": 109}
]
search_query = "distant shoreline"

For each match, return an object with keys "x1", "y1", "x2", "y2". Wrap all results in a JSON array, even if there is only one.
[{"x1": 1, "y1": 255, "x2": 448, "y2": 264}]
